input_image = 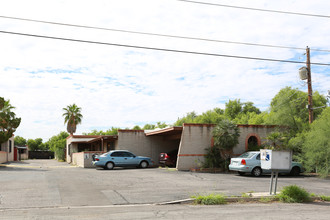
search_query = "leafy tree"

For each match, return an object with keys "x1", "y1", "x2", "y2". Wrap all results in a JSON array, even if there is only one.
[
  {"x1": 213, "y1": 119, "x2": 240, "y2": 151},
  {"x1": 302, "y1": 107, "x2": 330, "y2": 177},
  {"x1": 212, "y1": 119, "x2": 240, "y2": 170},
  {"x1": 83, "y1": 127, "x2": 119, "y2": 135},
  {"x1": 225, "y1": 99, "x2": 242, "y2": 120},
  {"x1": 194, "y1": 108, "x2": 225, "y2": 124},
  {"x1": 265, "y1": 87, "x2": 327, "y2": 134},
  {"x1": 242, "y1": 101, "x2": 261, "y2": 114},
  {"x1": 0, "y1": 97, "x2": 21, "y2": 144},
  {"x1": 203, "y1": 146, "x2": 224, "y2": 169},
  {"x1": 142, "y1": 124, "x2": 156, "y2": 130},
  {"x1": 27, "y1": 138, "x2": 47, "y2": 151},
  {"x1": 14, "y1": 136, "x2": 27, "y2": 146},
  {"x1": 173, "y1": 111, "x2": 197, "y2": 126},
  {"x1": 132, "y1": 125, "x2": 142, "y2": 130},
  {"x1": 156, "y1": 121, "x2": 167, "y2": 129},
  {"x1": 62, "y1": 104, "x2": 83, "y2": 135},
  {"x1": 46, "y1": 131, "x2": 69, "y2": 161}
]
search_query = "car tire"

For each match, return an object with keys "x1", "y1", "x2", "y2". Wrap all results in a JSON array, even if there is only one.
[
  {"x1": 238, "y1": 171, "x2": 245, "y2": 176},
  {"x1": 251, "y1": 167, "x2": 262, "y2": 177},
  {"x1": 140, "y1": 161, "x2": 148, "y2": 168},
  {"x1": 105, "y1": 162, "x2": 114, "y2": 170},
  {"x1": 290, "y1": 166, "x2": 300, "y2": 176}
]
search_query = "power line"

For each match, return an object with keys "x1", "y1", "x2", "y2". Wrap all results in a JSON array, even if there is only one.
[
  {"x1": 177, "y1": 0, "x2": 330, "y2": 19},
  {"x1": 1, "y1": 30, "x2": 330, "y2": 66},
  {"x1": 1, "y1": 15, "x2": 330, "y2": 53}
]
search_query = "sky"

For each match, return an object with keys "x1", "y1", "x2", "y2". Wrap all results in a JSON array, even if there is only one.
[{"x1": 0, "y1": 0, "x2": 329, "y2": 141}]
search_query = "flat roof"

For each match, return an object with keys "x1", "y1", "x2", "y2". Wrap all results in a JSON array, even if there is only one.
[{"x1": 145, "y1": 127, "x2": 183, "y2": 136}]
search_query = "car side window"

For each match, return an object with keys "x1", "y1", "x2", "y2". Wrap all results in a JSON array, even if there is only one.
[
  {"x1": 111, "y1": 152, "x2": 122, "y2": 157},
  {"x1": 256, "y1": 154, "x2": 260, "y2": 160}
]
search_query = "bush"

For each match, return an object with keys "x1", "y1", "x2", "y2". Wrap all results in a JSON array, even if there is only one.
[
  {"x1": 192, "y1": 194, "x2": 227, "y2": 205},
  {"x1": 203, "y1": 147, "x2": 224, "y2": 169},
  {"x1": 320, "y1": 195, "x2": 330, "y2": 202},
  {"x1": 276, "y1": 185, "x2": 311, "y2": 203}
]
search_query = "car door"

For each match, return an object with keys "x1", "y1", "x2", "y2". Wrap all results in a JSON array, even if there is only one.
[
  {"x1": 121, "y1": 152, "x2": 139, "y2": 166},
  {"x1": 109, "y1": 151, "x2": 124, "y2": 166}
]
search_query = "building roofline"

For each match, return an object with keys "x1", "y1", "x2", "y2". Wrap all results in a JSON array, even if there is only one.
[{"x1": 145, "y1": 127, "x2": 183, "y2": 136}]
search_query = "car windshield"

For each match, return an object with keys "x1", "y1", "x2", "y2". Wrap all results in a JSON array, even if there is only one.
[{"x1": 238, "y1": 152, "x2": 257, "y2": 158}]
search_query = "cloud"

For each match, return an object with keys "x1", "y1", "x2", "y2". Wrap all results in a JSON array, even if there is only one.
[{"x1": 0, "y1": 0, "x2": 329, "y2": 140}]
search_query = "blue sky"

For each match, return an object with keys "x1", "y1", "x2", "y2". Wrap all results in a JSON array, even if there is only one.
[{"x1": 0, "y1": 0, "x2": 329, "y2": 140}]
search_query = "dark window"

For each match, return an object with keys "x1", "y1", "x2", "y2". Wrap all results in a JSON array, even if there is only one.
[
  {"x1": 256, "y1": 153, "x2": 260, "y2": 160},
  {"x1": 9, "y1": 140, "x2": 12, "y2": 153},
  {"x1": 111, "y1": 152, "x2": 123, "y2": 157},
  {"x1": 122, "y1": 152, "x2": 135, "y2": 157}
]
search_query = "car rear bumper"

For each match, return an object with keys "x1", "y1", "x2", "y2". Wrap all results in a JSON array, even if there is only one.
[{"x1": 229, "y1": 164, "x2": 253, "y2": 173}]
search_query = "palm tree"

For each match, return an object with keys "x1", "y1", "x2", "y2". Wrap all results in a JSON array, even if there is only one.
[{"x1": 62, "y1": 104, "x2": 83, "y2": 135}]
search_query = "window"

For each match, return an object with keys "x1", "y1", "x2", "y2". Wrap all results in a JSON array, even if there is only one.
[
  {"x1": 111, "y1": 152, "x2": 123, "y2": 157},
  {"x1": 9, "y1": 140, "x2": 12, "y2": 153}
]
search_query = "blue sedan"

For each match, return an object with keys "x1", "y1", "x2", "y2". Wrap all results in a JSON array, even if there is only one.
[
  {"x1": 92, "y1": 150, "x2": 154, "y2": 170},
  {"x1": 229, "y1": 151, "x2": 304, "y2": 177}
]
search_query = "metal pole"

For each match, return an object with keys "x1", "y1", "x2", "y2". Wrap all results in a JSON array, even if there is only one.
[
  {"x1": 306, "y1": 47, "x2": 313, "y2": 123},
  {"x1": 274, "y1": 170, "x2": 279, "y2": 195},
  {"x1": 269, "y1": 170, "x2": 274, "y2": 195}
]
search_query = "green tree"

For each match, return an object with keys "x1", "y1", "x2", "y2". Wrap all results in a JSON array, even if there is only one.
[
  {"x1": 142, "y1": 124, "x2": 156, "y2": 130},
  {"x1": 213, "y1": 119, "x2": 240, "y2": 151},
  {"x1": 194, "y1": 108, "x2": 225, "y2": 124},
  {"x1": 132, "y1": 125, "x2": 142, "y2": 130},
  {"x1": 173, "y1": 111, "x2": 197, "y2": 126},
  {"x1": 14, "y1": 136, "x2": 27, "y2": 146},
  {"x1": 0, "y1": 97, "x2": 21, "y2": 144},
  {"x1": 47, "y1": 131, "x2": 69, "y2": 161},
  {"x1": 62, "y1": 104, "x2": 83, "y2": 135},
  {"x1": 156, "y1": 121, "x2": 167, "y2": 129},
  {"x1": 27, "y1": 138, "x2": 46, "y2": 151},
  {"x1": 302, "y1": 107, "x2": 330, "y2": 177},
  {"x1": 225, "y1": 99, "x2": 242, "y2": 120},
  {"x1": 83, "y1": 127, "x2": 119, "y2": 135},
  {"x1": 265, "y1": 87, "x2": 327, "y2": 134}
]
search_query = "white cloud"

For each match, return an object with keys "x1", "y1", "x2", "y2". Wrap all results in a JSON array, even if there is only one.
[{"x1": 0, "y1": 0, "x2": 329, "y2": 140}]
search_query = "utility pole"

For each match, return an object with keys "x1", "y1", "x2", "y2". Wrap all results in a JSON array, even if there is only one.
[{"x1": 306, "y1": 46, "x2": 313, "y2": 124}]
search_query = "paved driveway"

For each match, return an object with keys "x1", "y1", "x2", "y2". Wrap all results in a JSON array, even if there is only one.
[{"x1": 0, "y1": 159, "x2": 329, "y2": 209}]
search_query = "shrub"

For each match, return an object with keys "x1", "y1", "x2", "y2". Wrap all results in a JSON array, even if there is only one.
[
  {"x1": 276, "y1": 185, "x2": 311, "y2": 203},
  {"x1": 203, "y1": 147, "x2": 224, "y2": 169},
  {"x1": 192, "y1": 194, "x2": 227, "y2": 205},
  {"x1": 320, "y1": 195, "x2": 330, "y2": 201}
]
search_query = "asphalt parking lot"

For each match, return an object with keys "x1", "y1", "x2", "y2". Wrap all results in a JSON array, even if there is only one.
[{"x1": 1, "y1": 160, "x2": 329, "y2": 219}]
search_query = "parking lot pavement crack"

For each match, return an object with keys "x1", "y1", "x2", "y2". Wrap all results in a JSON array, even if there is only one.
[{"x1": 113, "y1": 190, "x2": 129, "y2": 204}]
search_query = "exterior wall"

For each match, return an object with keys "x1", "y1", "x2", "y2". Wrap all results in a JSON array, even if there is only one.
[
  {"x1": 72, "y1": 151, "x2": 104, "y2": 168},
  {"x1": 66, "y1": 137, "x2": 78, "y2": 163},
  {"x1": 0, "y1": 136, "x2": 14, "y2": 163},
  {"x1": 176, "y1": 124, "x2": 215, "y2": 171},
  {"x1": 0, "y1": 151, "x2": 7, "y2": 163},
  {"x1": 235, "y1": 125, "x2": 277, "y2": 155}
]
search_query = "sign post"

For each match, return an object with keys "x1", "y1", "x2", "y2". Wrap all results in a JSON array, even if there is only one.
[{"x1": 260, "y1": 150, "x2": 292, "y2": 195}]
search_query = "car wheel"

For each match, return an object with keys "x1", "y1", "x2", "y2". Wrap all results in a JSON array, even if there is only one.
[
  {"x1": 105, "y1": 162, "x2": 114, "y2": 170},
  {"x1": 252, "y1": 167, "x2": 262, "y2": 177},
  {"x1": 238, "y1": 171, "x2": 245, "y2": 176},
  {"x1": 140, "y1": 161, "x2": 148, "y2": 168},
  {"x1": 290, "y1": 166, "x2": 300, "y2": 176}
]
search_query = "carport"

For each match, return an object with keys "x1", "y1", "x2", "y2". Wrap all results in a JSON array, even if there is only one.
[{"x1": 145, "y1": 127, "x2": 183, "y2": 167}]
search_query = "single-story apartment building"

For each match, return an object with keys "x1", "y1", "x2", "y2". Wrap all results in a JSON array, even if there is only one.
[{"x1": 66, "y1": 123, "x2": 278, "y2": 170}]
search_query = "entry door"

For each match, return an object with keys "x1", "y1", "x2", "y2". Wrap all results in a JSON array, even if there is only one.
[{"x1": 14, "y1": 147, "x2": 18, "y2": 161}]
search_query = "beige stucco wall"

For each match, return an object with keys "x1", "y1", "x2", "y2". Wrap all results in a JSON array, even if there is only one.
[
  {"x1": 72, "y1": 152, "x2": 84, "y2": 167},
  {"x1": 66, "y1": 137, "x2": 78, "y2": 163},
  {"x1": 0, "y1": 136, "x2": 14, "y2": 162},
  {"x1": 0, "y1": 151, "x2": 7, "y2": 163},
  {"x1": 176, "y1": 124, "x2": 214, "y2": 171}
]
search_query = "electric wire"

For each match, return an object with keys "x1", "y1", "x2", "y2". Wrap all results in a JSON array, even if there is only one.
[
  {"x1": 177, "y1": 0, "x2": 330, "y2": 19},
  {"x1": 2, "y1": 30, "x2": 330, "y2": 66},
  {"x1": 1, "y1": 15, "x2": 330, "y2": 53}
]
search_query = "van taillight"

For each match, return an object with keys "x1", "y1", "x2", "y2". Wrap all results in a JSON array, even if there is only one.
[
  {"x1": 241, "y1": 159, "x2": 246, "y2": 165},
  {"x1": 95, "y1": 158, "x2": 99, "y2": 161},
  {"x1": 165, "y1": 154, "x2": 169, "y2": 159}
]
